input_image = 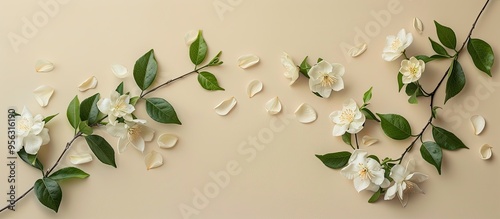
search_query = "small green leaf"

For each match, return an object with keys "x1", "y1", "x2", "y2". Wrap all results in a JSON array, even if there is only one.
[
  {"x1": 377, "y1": 114, "x2": 412, "y2": 140},
  {"x1": 208, "y1": 51, "x2": 223, "y2": 66},
  {"x1": 115, "y1": 82, "x2": 124, "y2": 95},
  {"x1": 405, "y1": 83, "x2": 424, "y2": 97},
  {"x1": 145, "y1": 98, "x2": 182, "y2": 124},
  {"x1": 415, "y1": 55, "x2": 449, "y2": 63},
  {"x1": 49, "y1": 167, "x2": 90, "y2": 181},
  {"x1": 468, "y1": 38, "x2": 494, "y2": 76},
  {"x1": 445, "y1": 60, "x2": 466, "y2": 103},
  {"x1": 78, "y1": 121, "x2": 93, "y2": 135},
  {"x1": 133, "y1": 49, "x2": 158, "y2": 90},
  {"x1": 432, "y1": 106, "x2": 442, "y2": 119},
  {"x1": 397, "y1": 72, "x2": 404, "y2": 92},
  {"x1": 434, "y1": 21, "x2": 457, "y2": 50},
  {"x1": 432, "y1": 126, "x2": 469, "y2": 150},
  {"x1": 429, "y1": 38, "x2": 450, "y2": 57},
  {"x1": 66, "y1": 95, "x2": 81, "y2": 130},
  {"x1": 368, "y1": 189, "x2": 382, "y2": 203},
  {"x1": 34, "y1": 178, "x2": 62, "y2": 213},
  {"x1": 420, "y1": 141, "x2": 443, "y2": 175},
  {"x1": 361, "y1": 108, "x2": 380, "y2": 122},
  {"x1": 85, "y1": 135, "x2": 117, "y2": 168},
  {"x1": 342, "y1": 133, "x2": 352, "y2": 146},
  {"x1": 80, "y1": 93, "x2": 100, "y2": 125},
  {"x1": 363, "y1": 87, "x2": 373, "y2": 103},
  {"x1": 317, "y1": 58, "x2": 323, "y2": 63},
  {"x1": 315, "y1": 152, "x2": 352, "y2": 169},
  {"x1": 130, "y1": 96, "x2": 140, "y2": 106},
  {"x1": 43, "y1": 113, "x2": 58, "y2": 124},
  {"x1": 17, "y1": 148, "x2": 44, "y2": 172},
  {"x1": 299, "y1": 56, "x2": 311, "y2": 78},
  {"x1": 198, "y1": 72, "x2": 225, "y2": 91},
  {"x1": 189, "y1": 31, "x2": 208, "y2": 65},
  {"x1": 408, "y1": 91, "x2": 418, "y2": 104}
]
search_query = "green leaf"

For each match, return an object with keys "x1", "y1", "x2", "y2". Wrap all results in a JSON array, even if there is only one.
[
  {"x1": 432, "y1": 106, "x2": 442, "y2": 119},
  {"x1": 429, "y1": 38, "x2": 450, "y2": 57},
  {"x1": 34, "y1": 178, "x2": 62, "y2": 213},
  {"x1": 130, "y1": 96, "x2": 140, "y2": 106},
  {"x1": 78, "y1": 121, "x2": 93, "y2": 135},
  {"x1": 397, "y1": 72, "x2": 404, "y2": 92},
  {"x1": 432, "y1": 126, "x2": 469, "y2": 150},
  {"x1": 315, "y1": 152, "x2": 352, "y2": 169},
  {"x1": 145, "y1": 98, "x2": 182, "y2": 124},
  {"x1": 408, "y1": 91, "x2": 418, "y2": 104},
  {"x1": 133, "y1": 49, "x2": 158, "y2": 90},
  {"x1": 79, "y1": 93, "x2": 100, "y2": 125},
  {"x1": 66, "y1": 95, "x2": 81, "y2": 130},
  {"x1": 115, "y1": 82, "x2": 124, "y2": 95},
  {"x1": 342, "y1": 133, "x2": 352, "y2": 146},
  {"x1": 85, "y1": 135, "x2": 117, "y2": 168},
  {"x1": 445, "y1": 60, "x2": 466, "y2": 103},
  {"x1": 17, "y1": 148, "x2": 44, "y2": 172},
  {"x1": 420, "y1": 141, "x2": 443, "y2": 175},
  {"x1": 467, "y1": 38, "x2": 494, "y2": 76},
  {"x1": 49, "y1": 167, "x2": 90, "y2": 181},
  {"x1": 299, "y1": 56, "x2": 311, "y2": 78},
  {"x1": 361, "y1": 108, "x2": 380, "y2": 122},
  {"x1": 368, "y1": 189, "x2": 382, "y2": 203},
  {"x1": 363, "y1": 87, "x2": 373, "y2": 103},
  {"x1": 43, "y1": 113, "x2": 58, "y2": 124},
  {"x1": 208, "y1": 51, "x2": 223, "y2": 66},
  {"x1": 189, "y1": 31, "x2": 208, "y2": 65},
  {"x1": 434, "y1": 21, "x2": 457, "y2": 50},
  {"x1": 377, "y1": 114, "x2": 412, "y2": 140},
  {"x1": 415, "y1": 55, "x2": 448, "y2": 63},
  {"x1": 198, "y1": 72, "x2": 225, "y2": 91},
  {"x1": 317, "y1": 58, "x2": 323, "y2": 63},
  {"x1": 405, "y1": 83, "x2": 424, "y2": 97}
]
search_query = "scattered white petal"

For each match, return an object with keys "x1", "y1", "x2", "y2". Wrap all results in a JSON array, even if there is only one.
[
  {"x1": 413, "y1": 17, "x2": 424, "y2": 34},
  {"x1": 33, "y1": 85, "x2": 54, "y2": 107},
  {"x1": 78, "y1": 76, "x2": 98, "y2": 92},
  {"x1": 157, "y1": 134, "x2": 179, "y2": 149},
  {"x1": 214, "y1": 97, "x2": 237, "y2": 116},
  {"x1": 479, "y1": 144, "x2": 493, "y2": 160},
  {"x1": 69, "y1": 154, "x2": 93, "y2": 165},
  {"x1": 247, "y1": 80, "x2": 263, "y2": 98},
  {"x1": 185, "y1": 30, "x2": 198, "y2": 45},
  {"x1": 470, "y1": 115, "x2": 486, "y2": 135},
  {"x1": 362, "y1": 135, "x2": 379, "y2": 146},
  {"x1": 347, "y1": 43, "x2": 367, "y2": 57},
  {"x1": 35, "y1": 59, "x2": 54, "y2": 72},
  {"x1": 111, "y1": 64, "x2": 128, "y2": 78},
  {"x1": 238, "y1": 54, "x2": 260, "y2": 69},
  {"x1": 145, "y1": 150, "x2": 164, "y2": 170},
  {"x1": 265, "y1": 97, "x2": 282, "y2": 115},
  {"x1": 294, "y1": 103, "x2": 317, "y2": 124}
]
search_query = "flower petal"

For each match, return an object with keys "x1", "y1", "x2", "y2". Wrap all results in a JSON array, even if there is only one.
[
  {"x1": 141, "y1": 125, "x2": 155, "y2": 142},
  {"x1": 406, "y1": 172, "x2": 428, "y2": 183},
  {"x1": 129, "y1": 135, "x2": 145, "y2": 152},
  {"x1": 265, "y1": 97, "x2": 282, "y2": 115},
  {"x1": 294, "y1": 103, "x2": 317, "y2": 124},
  {"x1": 214, "y1": 97, "x2": 237, "y2": 116},
  {"x1": 470, "y1": 115, "x2": 486, "y2": 135},
  {"x1": 35, "y1": 59, "x2": 54, "y2": 72},
  {"x1": 347, "y1": 43, "x2": 367, "y2": 57},
  {"x1": 238, "y1": 54, "x2": 260, "y2": 69},
  {"x1": 24, "y1": 135, "x2": 43, "y2": 155},
  {"x1": 353, "y1": 177, "x2": 370, "y2": 192},
  {"x1": 106, "y1": 123, "x2": 127, "y2": 139},
  {"x1": 247, "y1": 80, "x2": 263, "y2": 98},
  {"x1": 384, "y1": 184, "x2": 397, "y2": 200},
  {"x1": 145, "y1": 150, "x2": 164, "y2": 170},
  {"x1": 332, "y1": 124, "x2": 348, "y2": 136},
  {"x1": 33, "y1": 85, "x2": 55, "y2": 107},
  {"x1": 413, "y1": 17, "x2": 424, "y2": 34},
  {"x1": 78, "y1": 76, "x2": 98, "y2": 92},
  {"x1": 69, "y1": 154, "x2": 93, "y2": 165},
  {"x1": 157, "y1": 134, "x2": 178, "y2": 149},
  {"x1": 281, "y1": 52, "x2": 299, "y2": 85},
  {"x1": 111, "y1": 64, "x2": 128, "y2": 78},
  {"x1": 479, "y1": 144, "x2": 493, "y2": 160},
  {"x1": 117, "y1": 138, "x2": 128, "y2": 154},
  {"x1": 39, "y1": 128, "x2": 50, "y2": 145},
  {"x1": 184, "y1": 30, "x2": 198, "y2": 45},
  {"x1": 362, "y1": 135, "x2": 379, "y2": 146}
]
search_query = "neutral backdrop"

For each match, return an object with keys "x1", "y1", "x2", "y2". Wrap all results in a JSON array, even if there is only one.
[{"x1": 1, "y1": 0, "x2": 499, "y2": 218}]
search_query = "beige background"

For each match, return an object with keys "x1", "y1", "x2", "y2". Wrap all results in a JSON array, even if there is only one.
[{"x1": 1, "y1": 0, "x2": 499, "y2": 218}]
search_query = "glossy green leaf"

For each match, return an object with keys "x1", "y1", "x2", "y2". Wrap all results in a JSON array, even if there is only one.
[
  {"x1": 445, "y1": 60, "x2": 466, "y2": 103},
  {"x1": 79, "y1": 93, "x2": 100, "y2": 125},
  {"x1": 434, "y1": 21, "x2": 457, "y2": 49},
  {"x1": 429, "y1": 38, "x2": 450, "y2": 57},
  {"x1": 133, "y1": 49, "x2": 158, "y2": 90},
  {"x1": 415, "y1": 54, "x2": 448, "y2": 63},
  {"x1": 208, "y1": 51, "x2": 223, "y2": 66},
  {"x1": 130, "y1": 96, "x2": 140, "y2": 106},
  {"x1": 432, "y1": 126, "x2": 469, "y2": 150},
  {"x1": 315, "y1": 152, "x2": 352, "y2": 169},
  {"x1": 420, "y1": 141, "x2": 443, "y2": 175},
  {"x1": 361, "y1": 108, "x2": 380, "y2": 122},
  {"x1": 363, "y1": 87, "x2": 373, "y2": 103},
  {"x1": 342, "y1": 133, "x2": 352, "y2": 146},
  {"x1": 49, "y1": 167, "x2": 90, "y2": 181},
  {"x1": 66, "y1": 95, "x2": 80, "y2": 130},
  {"x1": 377, "y1": 114, "x2": 412, "y2": 140},
  {"x1": 397, "y1": 72, "x2": 404, "y2": 92},
  {"x1": 78, "y1": 121, "x2": 93, "y2": 135},
  {"x1": 468, "y1": 38, "x2": 494, "y2": 76},
  {"x1": 145, "y1": 98, "x2": 181, "y2": 124},
  {"x1": 115, "y1": 82, "x2": 124, "y2": 95},
  {"x1": 34, "y1": 178, "x2": 62, "y2": 212},
  {"x1": 198, "y1": 72, "x2": 225, "y2": 91},
  {"x1": 189, "y1": 31, "x2": 208, "y2": 65},
  {"x1": 408, "y1": 91, "x2": 418, "y2": 104},
  {"x1": 299, "y1": 56, "x2": 311, "y2": 78},
  {"x1": 17, "y1": 148, "x2": 44, "y2": 172},
  {"x1": 405, "y1": 83, "x2": 424, "y2": 97},
  {"x1": 368, "y1": 189, "x2": 382, "y2": 203},
  {"x1": 42, "y1": 113, "x2": 58, "y2": 124},
  {"x1": 85, "y1": 135, "x2": 117, "y2": 168}
]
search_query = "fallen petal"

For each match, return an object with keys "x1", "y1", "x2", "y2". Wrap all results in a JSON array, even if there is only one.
[
  {"x1": 294, "y1": 103, "x2": 317, "y2": 124},
  {"x1": 413, "y1": 17, "x2": 424, "y2": 34},
  {"x1": 347, "y1": 43, "x2": 367, "y2": 57},
  {"x1": 35, "y1": 59, "x2": 54, "y2": 72},
  {"x1": 362, "y1": 135, "x2": 379, "y2": 146},
  {"x1": 265, "y1": 97, "x2": 282, "y2": 115},
  {"x1": 185, "y1": 30, "x2": 198, "y2": 45},
  {"x1": 69, "y1": 154, "x2": 93, "y2": 165},
  {"x1": 145, "y1": 150, "x2": 164, "y2": 170},
  {"x1": 470, "y1": 115, "x2": 486, "y2": 135},
  {"x1": 238, "y1": 54, "x2": 260, "y2": 69},
  {"x1": 247, "y1": 80, "x2": 263, "y2": 98},
  {"x1": 111, "y1": 64, "x2": 128, "y2": 78},
  {"x1": 157, "y1": 134, "x2": 179, "y2": 149},
  {"x1": 78, "y1": 76, "x2": 98, "y2": 92},
  {"x1": 214, "y1": 97, "x2": 237, "y2": 116},
  {"x1": 479, "y1": 144, "x2": 493, "y2": 160},
  {"x1": 33, "y1": 85, "x2": 55, "y2": 107}
]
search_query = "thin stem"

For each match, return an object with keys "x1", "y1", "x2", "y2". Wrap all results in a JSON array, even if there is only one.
[
  {"x1": 457, "y1": 0, "x2": 490, "y2": 53},
  {"x1": 354, "y1": 134, "x2": 360, "y2": 150}
]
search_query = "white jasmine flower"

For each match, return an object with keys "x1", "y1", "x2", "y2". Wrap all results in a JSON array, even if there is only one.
[
  {"x1": 97, "y1": 91, "x2": 135, "y2": 125},
  {"x1": 341, "y1": 150, "x2": 388, "y2": 192},
  {"x1": 329, "y1": 99, "x2": 365, "y2": 136},
  {"x1": 400, "y1": 57, "x2": 425, "y2": 84},
  {"x1": 281, "y1": 52, "x2": 299, "y2": 85},
  {"x1": 15, "y1": 107, "x2": 50, "y2": 155},
  {"x1": 384, "y1": 159, "x2": 428, "y2": 207},
  {"x1": 106, "y1": 120, "x2": 154, "y2": 153},
  {"x1": 382, "y1": 29, "x2": 413, "y2": 61},
  {"x1": 308, "y1": 60, "x2": 345, "y2": 98}
]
